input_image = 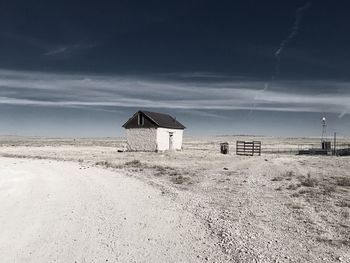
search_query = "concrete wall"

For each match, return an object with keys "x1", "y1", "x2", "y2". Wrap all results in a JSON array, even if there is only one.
[
  {"x1": 126, "y1": 128, "x2": 184, "y2": 151},
  {"x1": 156, "y1": 128, "x2": 183, "y2": 151},
  {"x1": 126, "y1": 128, "x2": 157, "y2": 151}
]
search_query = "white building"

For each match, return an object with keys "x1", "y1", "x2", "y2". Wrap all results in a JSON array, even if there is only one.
[{"x1": 122, "y1": 111, "x2": 185, "y2": 152}]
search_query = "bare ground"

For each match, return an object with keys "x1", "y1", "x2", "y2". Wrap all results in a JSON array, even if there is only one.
[
  {"x1": 0, "y1": 157, "x2": 225, "y2": 263},
  {"x1": 0, "y1": 136, "x2": 349, "y2": 262}
]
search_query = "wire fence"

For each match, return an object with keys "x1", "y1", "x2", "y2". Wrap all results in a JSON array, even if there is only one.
[{"x1": 261, "y1": 142, "x2": 350, "y2": 155}]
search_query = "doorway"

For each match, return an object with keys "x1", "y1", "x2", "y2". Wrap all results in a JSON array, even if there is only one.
[{"x1": 169, "y1": 132, "x2": 174, "y2": 150}]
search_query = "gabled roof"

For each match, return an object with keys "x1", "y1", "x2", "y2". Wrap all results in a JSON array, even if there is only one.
[{"x1": 122, "y1": 110, "x2": 186, "y2": 129}]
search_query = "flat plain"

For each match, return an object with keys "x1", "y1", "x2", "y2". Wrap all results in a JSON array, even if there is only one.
[{"x1": 0, "y1": 135, "x2": 349, "y2": 262}]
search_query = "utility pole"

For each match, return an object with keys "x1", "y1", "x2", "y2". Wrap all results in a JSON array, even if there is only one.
[{"x1": 334, "y1": 132, "x2": 337, "y2": 156}]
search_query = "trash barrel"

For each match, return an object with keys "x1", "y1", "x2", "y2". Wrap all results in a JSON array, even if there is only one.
[{"x1": 220, "y1": 142, "x2": 229, "y2": 154}]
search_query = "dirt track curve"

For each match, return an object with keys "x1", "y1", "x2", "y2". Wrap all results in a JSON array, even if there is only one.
[{"x1": 0, "y1": 157, "x2": 224, "y2": 263}]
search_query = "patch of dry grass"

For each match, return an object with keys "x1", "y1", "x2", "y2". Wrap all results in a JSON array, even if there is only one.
[
  {"x1": 271, "y1": 176, "x2": 283, "y2": 181},
  {"x1": 322, "y1": 185, "x2": 337, "y2": 195},
  {"x1": 291, "y1": 188, "x2": 314, "y2": 198},
  {"x1": 316, "y1": 237, "x2": 350, "y2": 247},
  {"x1": 95, "y1": 161, "x2": 123, "y2": 169},
  {"x1": 172, "y1": 175, "x2": 190, "y2": 184},
  {"x1": 272, "y1": 170, "x2": 296, "y2": 182},
  {"x1": 291, "y1": 192, "x2": 301, "y2": 198},
  {"x1": 287, "y1": 183, "x2": 301, "y2": 190},
  {"x1": 287, "y1": 202, "x2": 304, "y2": 210},
  {"x1": 336, "y1": 177, "x2": 350, "y2": 187},
  {"x1": 300, "y1": 173, "x2": 318, "y2": 187},
  {"x1": 337, "y1": 200, "x2": 350, "y2": 208},
  {"x1": 286, "y1": 171, "x2": 295, "y2": 177},
  {"x1": 125, "y1": 160, "x2": 142, "y2": 167},
  {"x1": 342, "y1": 210, "x2": 350, "y2": 219},
  {"x1": 1, "y1": 153, "x2": 63, "y2": 161},
  {"x1": 95, "y1": 159, "x2": 189, "y2": 185}
]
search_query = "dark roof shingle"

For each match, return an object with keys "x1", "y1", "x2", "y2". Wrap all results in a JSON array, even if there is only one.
[
  {"x1": 122, "y1": 110, "x2": 185, "y2": 129},
  {"x1": 141, "y1": 111, "x2": 185, "y2": 129}
]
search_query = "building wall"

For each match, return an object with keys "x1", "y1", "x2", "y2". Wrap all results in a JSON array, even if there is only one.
[
  {"x1": 126, "y1": 128, "x2": 157, "y2": 151},
  {"x1": 156, "y1": 128, "x2": 183, "y2": 151}
]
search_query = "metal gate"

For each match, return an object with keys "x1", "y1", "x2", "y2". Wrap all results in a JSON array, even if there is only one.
[{"x1": 236, "y1": 141, "x2": 261, "y2": 156}]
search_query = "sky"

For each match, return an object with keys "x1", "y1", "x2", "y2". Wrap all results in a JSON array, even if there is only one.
[{"x1": 0, "y1": 0, "x2": 350, "y2": 137}]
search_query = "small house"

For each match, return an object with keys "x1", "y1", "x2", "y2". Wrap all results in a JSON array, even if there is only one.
[{"x1": 122, "y1": 110, "x2": 186, "y2": 151}]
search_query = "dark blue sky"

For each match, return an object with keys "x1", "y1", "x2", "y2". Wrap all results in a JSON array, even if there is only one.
[{"x1": 0, "y1": 0, "x2": 350, "y2": 137}]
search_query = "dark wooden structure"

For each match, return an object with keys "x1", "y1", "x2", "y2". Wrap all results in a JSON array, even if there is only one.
[
  {"x1": 220, "y1": 142, "x2": 229, "y2": 154},
  {"x1": 236, "y1": 141, "x2": 261, "y2": 156}
]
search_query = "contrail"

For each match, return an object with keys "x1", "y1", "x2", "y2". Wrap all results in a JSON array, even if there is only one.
[
  {"x1": 250, "y1": 2, "x2": 312, "y2": 115},
  {"x1": 275, "y1": 2, "x2": 312, "y2": 77},
  {"x1": 338, "y1": 106, "x2": 350, "y2": 118}
]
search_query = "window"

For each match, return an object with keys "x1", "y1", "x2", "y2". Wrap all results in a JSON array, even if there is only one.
[{"x1": 137, "y1": 113, "x2": 144, "y2": 126}]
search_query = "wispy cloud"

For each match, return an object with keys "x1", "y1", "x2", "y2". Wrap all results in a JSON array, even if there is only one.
[
  {"x1": 43, "y1": 44, "x2": 96, "y2": 57},
  {"x1": 0, "y1": 69, "x2": 349, "y2": 116},
  {"x1": 2, "y1": 32, "x2": 96, "y2": 58},
  {"x1": 44, "y1": 47, "x2": 70, "y2": 56},
  {"x1": 275, "y1": 2, "x2": 312, "y2": 76}
]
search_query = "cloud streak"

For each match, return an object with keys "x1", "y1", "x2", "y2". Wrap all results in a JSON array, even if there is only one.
[
  {"x1": 2, "y1": 32, "x2": 96, "y2": 58},
  {"x1": 43, "y1": 44, "x2": 96, "y2": 57},
  {"x1": 275, "y1": 2, "x2": 312, "y2": 76},
  {"x1": 0, "y1": 69, "x2": 349, "y2": 116}
]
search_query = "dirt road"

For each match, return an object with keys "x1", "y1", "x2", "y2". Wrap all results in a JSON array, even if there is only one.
[{"x1": 0, "y1": 157, "x2": 224, "y2": 263}]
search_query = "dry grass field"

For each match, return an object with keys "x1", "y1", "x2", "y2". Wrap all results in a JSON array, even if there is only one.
[{"x1": 0, "y1": 135, "x2": 349, "y2": 262}]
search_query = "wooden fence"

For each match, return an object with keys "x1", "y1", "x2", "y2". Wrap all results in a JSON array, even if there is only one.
[{"x1": 236, "y1": 141, "x2": 261, "y2": 156}]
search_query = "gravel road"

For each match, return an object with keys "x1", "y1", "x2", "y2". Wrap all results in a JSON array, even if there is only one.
[{"x1": 0, "y1": 157, "x2": 224, "y2": 263}]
